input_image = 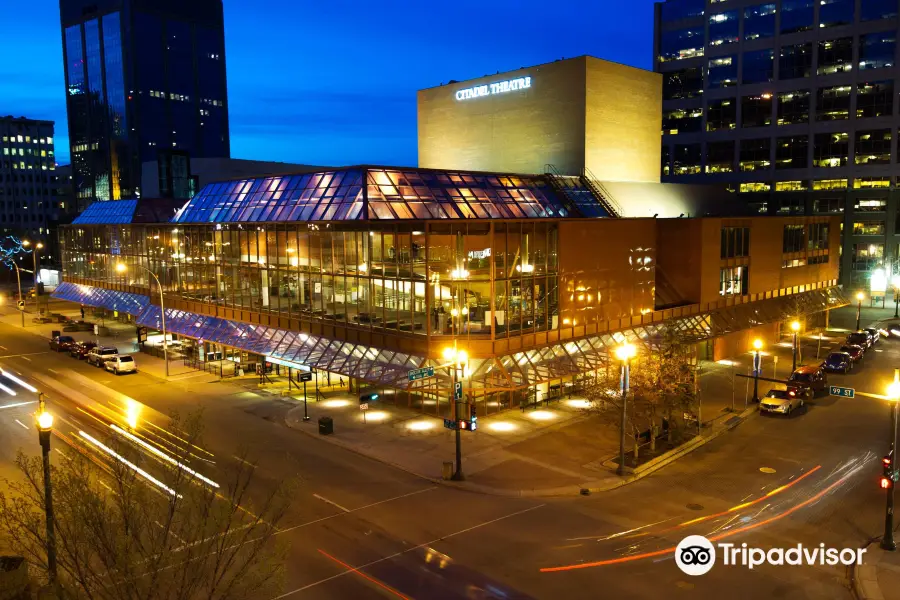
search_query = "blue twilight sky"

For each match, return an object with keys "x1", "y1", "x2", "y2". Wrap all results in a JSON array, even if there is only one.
[{"x1": 0, "y1": 0, "x2": 659, "y2": 167}]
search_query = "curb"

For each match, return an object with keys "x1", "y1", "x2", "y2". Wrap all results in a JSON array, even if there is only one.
[
  {"x1": 852, "y1": 541, "x2": 886, "y2": 600},
  {"x1": 283, "y1": 403, "x2": 759, "y2": 498}
]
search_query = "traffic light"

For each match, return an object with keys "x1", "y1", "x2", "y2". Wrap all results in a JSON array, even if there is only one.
[
  {"x1": 883, "y1": 454, "x2": 894, "y2": 489},
  {"x1": 882, "y1": 477, "x2": 892, "y2": 490}
]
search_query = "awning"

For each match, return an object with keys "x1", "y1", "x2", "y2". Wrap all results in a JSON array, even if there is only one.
[{"x1": 51, "y1": 282, "x2": 150, "y2": 316}]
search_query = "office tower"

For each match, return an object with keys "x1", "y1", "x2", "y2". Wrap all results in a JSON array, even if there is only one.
[
  {"x1": 60, "y1": 0, "x2": 230, "y2": 204},
  {"x1": 0, "y1": 116, "x2": 61, "y2": 237}
]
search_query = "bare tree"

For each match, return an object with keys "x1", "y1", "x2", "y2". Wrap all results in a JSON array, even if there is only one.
[{"x1": 0, "y1": 412, "x2": 292, "y2": 600}]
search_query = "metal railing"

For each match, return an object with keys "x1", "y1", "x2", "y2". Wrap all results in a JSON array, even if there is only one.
[{"x1": 581, "y1": 166, "x2": 623, "y2": 218}]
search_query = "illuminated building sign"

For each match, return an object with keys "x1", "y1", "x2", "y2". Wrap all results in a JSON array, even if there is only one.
[{"x1": 455, "y1": 77, "x2": 532, "y2": 101}]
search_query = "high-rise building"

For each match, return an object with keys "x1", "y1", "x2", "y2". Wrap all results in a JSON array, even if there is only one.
[
  {"x1": 654, "y1": 0, "x2": 900, "y2": 288},
  {"x1": 59, "y1": 0, "x2": 230, "y2": 205}
]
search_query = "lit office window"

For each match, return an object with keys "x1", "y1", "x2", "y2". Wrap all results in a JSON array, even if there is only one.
[
  {"x1": 852, "y1": 244, "x2": 884, "y2": 272},
  {"x1": 719, "y1": 266, "x2": 749, "y2": 296},
  {"x1": 777, "y1": 90, "x2": 810, "y2": 125},
  {"x1": 812, "y1": 179, "x2": 848, "y2": 190},
  {"x1": 740, "y1": 182, "x2": 771, "y2": 193},
  {"x1": 709, "y1": 11, "x2": 739, "y2": 45},
  {"x1": 855, "y1": 129, "x2": 892, "y2": 165},
  {"x1": 661, "y1": 0, "x2": 705, "y2": 22},
  {"x1": 658, "y1": 27, "x2": 705, "y2": 62},
  {"x1": 814, "y1": 198, "x2": 844, "y2": 213},
  {"x1": 815, "y1": 86, "x2": 851, "y2": 121},
  {"x1": 662, "y1": 67, "x2": 704, "y2": 100},
  {"x1": 855, "y1": 177, "x2": 892, "y2": 189},
  {"x1": 743, "y1": 49, "x2": 774, "y2": 83},
  {"x1": 775, "y1": 181, "x2": 808, "y2": 192},
  {"x1": 708, "y1": 56, "x2": 737, "y2": 88},
  {"x1": 707, "y1": 97, "x2": 736, "y2": 131},
  {"x1": 817, "y1": 38, "x2": 853, "y2": 75},
  {"x1": 743, "y1": 3, "x2": 776, "y2": 40},
  {"x1": 775, "y1": 136, "x2": 808, "y2": 169},
  {"x1": 862, "y1": 0, "x2": 898, "y2": 21},
  {"x1": 673, "y1": 144, "x2": 702, "y2": 175},
  {"x1": 779, "y1": 43, "x2": 813, "y2": 79},
  {"x1": 742, "y1": 94, "x2": 773, "y2": 127},
  {"x1": 853, "y1": 221, "x2": 886, "y2": 236},
  {"x1": 859, "y1": 32, "x2": 896, "y2": 71},
  {"x1": 781, "y1": 0, "x2": 814, "y2": 34},
  {"x1": 740, "y1": 138, "x2": 771, "y2": 171},
  {"x1": 662, "y1": 107, "x2": 703, "y2": 134},
  {"x1": 855, "y1": 198, "x2": 887, "y2": 212},
  {"x1": 819, "y1": 0, "x2": 854, "y2": 28},
  {"x1": 662, "y1": 145, "x2": 671, "y2": 176},
  {"x1": 706, "y1": 141, "x2": 735, "y2": 173},
  {"x1": 857, "y1": 81, "x2": 894, "y2": 118},
  {"x1": 813, "y1": 132, "x2": 849, "y2": 167}
]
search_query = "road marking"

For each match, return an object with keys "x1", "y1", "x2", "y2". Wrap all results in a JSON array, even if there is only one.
[
  {"x1": 55, "y1": 448, "x2": 70, "y2": 461},
  {"x1": 0, "y1": 401, "x2": 36, "y2": 410},
  {"x1": 19, "y1": 356, "x2": 31, "y2": 362},
  {"x1": 313, "y1": 493, "x2": 350, "y2": 513},
  {"x1": 14, "y1": 419, "x2": 29, "y2": 430},
  {"x1": 155, "y1": 521, "x2": 186, "y2": 544},
  {"x1": 0, "y1": 352, "x2": 47, "y2": 360},
  {"x1": 271, "y1": 503, "x2": 546, "y2": 598},
  {"x1": 232, "y1": 454, "x2": 257, "y2": 468},
  {"x1": 0, "y1": 345, "x2": 7, "y2": 350},
  {"x1": 317, "y1": 549, "x2": 411, "y2": 600},
  {"x1": 47, "y1": 369, "x2": 58, "y2": 375}
]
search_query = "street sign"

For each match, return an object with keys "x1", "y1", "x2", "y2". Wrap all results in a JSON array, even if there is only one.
[
  {"x1": 443, "y1": 418, "x2": 457, "y2": 430},
  {"x1": 360, "y1": 403, "x2": 369, "y2": 411},
  {"x1": 299, "y1": 372, "x2": 313, "y2": 382},
  {"x1": 16, "y1": 301, "x2": 24, "y2": 310},
  {"x1": 454, "y1": 382, "x2": 463, "y2": 400},
  {"x1": 408, "y1": 366, "x2": 435, "y2": 382},
  {"x1": 830, "y1": 385, "x2": 855, "y2": 398}
]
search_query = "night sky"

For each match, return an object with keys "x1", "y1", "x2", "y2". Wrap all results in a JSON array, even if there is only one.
[{"x1": 2, "y1": 0, "x2": 658, "y2": 167}]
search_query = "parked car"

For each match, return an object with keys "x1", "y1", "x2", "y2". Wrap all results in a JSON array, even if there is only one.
[
  {"x1": 68, "y1": 341, "x2": 98, "y2": 360},
  {"x1": 105, "y1": 355, "x2": 136, "y2": 375},
  {"x1": 787, "y1": 365, "x2": 828, "y2": 398},
  {"x1": 840, "y1": 344, "x2": 865, "y2": 363},
  {"x1": 761, "y1": 388, "x2": 804, "y2": 416},
  {"x1": 49, "y1": 335, "x2": 76, "y2": 352},
  {"x1": 823, "y1": 352, "x2": 852, "y2": 374},
  {"x1": 864, "y1": 328, "x2": 881, "y2": 345},
  {"x1": 847, "y1": 331, "x2": 872, "y2": 350},
  {"x1": 87, "y1": 346, "x2": 119, "y2": 367}
]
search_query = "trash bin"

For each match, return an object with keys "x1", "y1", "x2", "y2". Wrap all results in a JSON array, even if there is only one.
[
  {"x1": 442, "y1": 461, "x2": 453, "y2": 480},
  {"x1": 318, "y1": 416, "x2": 333, "y2": 435}
]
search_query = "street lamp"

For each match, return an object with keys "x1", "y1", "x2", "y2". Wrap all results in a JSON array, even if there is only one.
[
  {"x1": 857, "y1": 292, "x2": 865, "y2": 331},
  {"x1": 117, "y1": 263, "x2": 169, "y2": 377},
  {"x1": 442, "y1": 344, "x2": 469, "y2": 481},
  {"x1": 883, "y1": 377, "x2": 900, "y2": 551},
  {"x1": 790, "y1": 320, "x2": 801, "y2": 372},
  {"x1": 614, "y1": 342, "x2": 636, "y2": 476},
  {"x1": 23, "y1": 240, "x2": 43, "y2": 310},
  {"x1": 8, "y1": 260, "x2": 24, "y2": 328},
  {"x1": 752, "y1": 339, "x2": 763, "y2": 404},
  {"x1": 35, "y1": 407, "x2": 58, "y2": 587},
  {"x1": 893, "y1": 275, "x2": 900, "y2": 319}
]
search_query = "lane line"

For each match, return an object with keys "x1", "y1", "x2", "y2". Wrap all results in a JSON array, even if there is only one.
[
  {"x1": 317, "y1": 549, "x2": 411, "y2": 600},
  {"x1": 312, "y1": 493, "x2": 350, "y2": 513},
  {"x1": 14, "y1": 419, "x2": 29, "y2": 430},
  {"x1": 272, "y1": 503, "x2": 546, "y2": 598},
  {"x1": 47, "y1": 369, "x2": 58, "y2": 375},
  {"x1": 54, "y1": 448, "x2": 71, "y2": 461},
  {"x1": 0, "y1": 401, "x2": 36, "y2": 410},
  {"x1": 20, "y1": 357, "x2": 31, "y2": 362},
  {"x1": 0, "y1": 352, "x2": 47, "y2": 360}
]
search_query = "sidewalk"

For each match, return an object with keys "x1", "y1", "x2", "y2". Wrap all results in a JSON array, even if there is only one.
[{"x1": 854, "y1": 544, "x2": 900, "y2": 600}]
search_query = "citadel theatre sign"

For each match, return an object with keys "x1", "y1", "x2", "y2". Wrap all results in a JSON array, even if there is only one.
[{"x1": 455, "y1": 76, "x2": 532, "y2": 101}]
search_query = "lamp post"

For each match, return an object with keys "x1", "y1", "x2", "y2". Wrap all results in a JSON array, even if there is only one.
[
  {"x1": 117, "y1": 263, "x2": 169, "y2": 377},
  {"x1": 790, "y1": 320, "x2": 800, "y2": 372},
  {"x1": 615, "y1": 342, "x2": 636, "y2": 476},
  {"x1": 752, "y1": 339, "x2": 763, "y2": 403},
  {"x1": 442, "y1": 344, "x2": 469, "y2": 481},
  {"x1": 23, "y1": 240, "x2": 43, "y2": 310},
  {"x1": 893, "y1": 275, "x2": 900, "y2": 319},
  {"x1": 883, "y1": 376, "x2": 900, "y2": 551},
  {"x1": 35, "y1": 405, "x2": 58, "y2": 588},
  {"x1": 857, "y1": 291, "x2": 865, "y2": 331},
  {"x1": 9, "y1": 261, "x2": 24, "y2": 328}
]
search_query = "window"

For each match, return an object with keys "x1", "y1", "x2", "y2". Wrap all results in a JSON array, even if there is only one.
[
  {"x1": 855, "y1": 177, "x2": 892, "y2": 189},
  {"x1": 661, "y1": 0, "x2": 705, "y2": 22},
  {"x1": 658, "y1": 27, "x2": 705, "y2": 62},
  {"x1": 740, "y1": 182, "x2": 771, "y2": 192},
  {"x1": 742, "y1": 94, "x2": 773, "y2": 128},
  {"x1": 816, "y1": 85, "x2": 851, "y2": 121},
  {"x1": 707, "y1": 97, "x2": 737, "y2": 131},
  {"x1": 783, "y1": 258, "x2": 807, "y2": 268},
  {"x1": 814, "y1": 198, "x2": 844, "y2": 213},
  {"x1": 819, "y1": 0, "x2": 854, "y2": 28},
  {"x1": 860, "y1": 32, "x2": 896, "y2": 71},
  {"x1": 744, "y1": 3, "x2": 776, "y2": 40},
  {"x1": 783, "y1": 224, "x2": 805, "y2": 253},
  {"x1": 862, "y1": 0, "x2": 898, "y2": 21},
  {"x1": 812, "y1": 179, "x2": 848, "y2": 190},
  {"x1": 853, "y1": 221, "x2": 885, "y2": 235},
  {"x1": 857, "y1": 81, "x2": 894, "y2": 118},
  {"x1": 776, "y1": 135, "x2": 808, "y2": 169},
  {"x1": 743, "y1": 49, "x2": 774, "y2": 84},
  {"x1": 673, "y1": 144, "x2": 702, "y2": 175},
  {"x1": 706, "y1": 141, "x2": 735, "y2": 173},
  {"x1": 817, "y1": 38, "x2": 854, "y2": 75},
  {"x1": 855, "y1": 129, "x2": 892, "y2": 165},
  {"x1": 856, "y1": 199, "x2": 887, "y2": 212},
  {"x1": 814, "y1": 132, "x2": 849, "y2": 167},
  {"x1": 708, "y1": 56, "x2": 737, "y2": 88},
  {"x1": 808, "y1": 255, "x2": 829, "y2": 265},
  {"x1": 852, "y1": 243, "x2": 884, "y2": 271},
  {"x1": 709, "y1": 11, "x2": 739, "y2": 45},
  {"x1": 779, "y1": 43, "x2": 813, "y2": 80},
  {"x1": 740, "y1": 138, "x2": 771, "y2": 171},
  {"x1": 777, "y1": 90, "x2": 810, "y2": 125},
  {"x1": 663, "y1": 67, "x2": 704, "y2": 100},
  {"x1": 719, "y1": 266, "x2": 749, "y2": 296},
  {"x1": 662, "y1": 145, "x2": 671, "y2": 176},
  {"x1": 721, "y1": 226, "x2": 751, "y2": 258},
  {"x1": 662, "y1": 107, "x2": 703, "y2": 134},
  {"x1": 776, "y1": 180, "x2": 808, "y2": 191},
  {"x1": 781, "y1": 0, "x2": 814, "y2": 34}
]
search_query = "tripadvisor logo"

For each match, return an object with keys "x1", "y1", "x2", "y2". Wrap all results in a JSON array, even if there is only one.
[{"x1": 675, "y1": 535, "x2": 866, "y2": 576}]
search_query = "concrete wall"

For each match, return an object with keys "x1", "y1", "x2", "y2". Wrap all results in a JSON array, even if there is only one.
[{"x1": 584, "y1": 57, "x2": 662, "y2": 183}]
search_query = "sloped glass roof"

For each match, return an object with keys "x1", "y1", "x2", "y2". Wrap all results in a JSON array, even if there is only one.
[
  {"x1": 72, "y1": 199, "x2": 139, "y2": 225},
  {"x1": 172, "y1": 167, "x2": 608, "y2": 223},
  {"x1": 51, "y1": 282, "x2": 149, "y2": 315}
]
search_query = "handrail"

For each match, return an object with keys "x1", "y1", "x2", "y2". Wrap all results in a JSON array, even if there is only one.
[{"x1": 581, "y1": 166, "x2": 623, "y2": 218}]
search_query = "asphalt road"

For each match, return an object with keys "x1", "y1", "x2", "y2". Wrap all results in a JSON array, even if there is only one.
[{"x1": 0, "y1": 313, "x2": 896, "y2": 599}]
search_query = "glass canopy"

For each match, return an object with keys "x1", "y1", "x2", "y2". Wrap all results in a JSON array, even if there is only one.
[
  {"x1": 72, "y1": 199, "x2": 139, "y2": 225},
  {"x1": 51, "y1": 282, "x2": 149, "y2": 315},
  {"x1": 172, "y1": 167, "x2": 609, "y2": 224}
]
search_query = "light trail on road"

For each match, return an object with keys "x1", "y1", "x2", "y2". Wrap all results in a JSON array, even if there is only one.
[{"x1": 317, "y1": 549, "x2": 412, "y2": 600}]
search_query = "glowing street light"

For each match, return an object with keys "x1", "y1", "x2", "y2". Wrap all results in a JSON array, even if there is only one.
[
  {"x1": 752, "y1": 339, "x2": 763, "y2": 404},
  {"x1": 443, "y1": 344, "x2": 470, "y2": 481},
  {"x1": 790, "y1": 320, "x2": 801, "y2": 372},
  {"x1": 857, "y1": 292, "x2": 865, "y2": 330},
  {"x1": 34, "y1": 407, "x2": 58, "y2": 587},
  {"x1": 615, "y1": 342, "x2": 636, "y2": 475},
  {"x1": 882, "y1": 374, "x2": 900, "y2": 551},
  {"x1": 117, "y1": 263, "x2": 170, "y2": 377}
]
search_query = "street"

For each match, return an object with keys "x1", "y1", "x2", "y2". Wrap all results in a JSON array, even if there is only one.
[{"x1": 0, "y1": 308, "x2": 896, "y2": 599}]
